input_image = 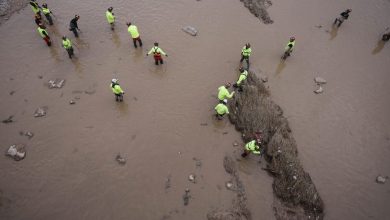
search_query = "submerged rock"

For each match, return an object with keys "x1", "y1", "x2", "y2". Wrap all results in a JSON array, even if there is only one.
[
  {"x1": 115, "y1": 154, "x2": 126, "y2": 165},
  {"x1": 188, "y1": 174, "x2": 196, "y2": 183},
  {"x1": 314, "y1": 85, "x2": 324, "y2": 94},
  {"x1": 182, "y1": 26, "x2": 198, "y2": 36},
  {"x1": 2, "y1": 115, "x2": 14, "y2": 124},
  {"x1": 314, "y1": 77, "x2": 327, "y2": 85},
  {"x1": 48, "y1": 79, "x2": 65, "y2": 89},
  {"x1": 376, "y1": 175, "x2": 388, "y2": 184},
  {"x1": 6, "y1": 144, "x2": 26, "y2": 161},
  {"x1": 183, "y1": 188, "x2": 191, "y2": 206},
  {"x1": 19, "y1": 131, "x2": 34, "y2": 139},
  {"x1": 34, "y1": 107, "x2": 47, "y2": 117}
]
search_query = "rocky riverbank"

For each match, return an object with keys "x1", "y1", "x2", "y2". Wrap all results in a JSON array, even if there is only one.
[{"x1": 0, "y1": 0, "x2": 28, "y2": 25}]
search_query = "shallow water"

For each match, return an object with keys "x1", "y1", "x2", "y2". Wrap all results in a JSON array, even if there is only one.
[{"x1": 0, "y1": 0, "x2": 389, "y2": 219}]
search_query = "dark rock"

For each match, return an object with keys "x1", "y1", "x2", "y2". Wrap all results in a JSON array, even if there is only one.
[
  {"x1": 115, "y1": 154, "x2": 126, "y2": 165},
  {"x1": 376, "y1": 175, "x2": 388, "y2": 184},
  {"x1": 69, "y1": 100, "x2": 76, "y2": 105},
  {"x1": 2, "y1": 115, "x2": 14, "y2": 124},
  {"x1": 183, "y1": 188, "x2": 191, "y2": 206},
  {"x1": 9, "y1": 91, "x2": 15, "y2": 95},
  {"x1": 34, "y1": 107, "x2": 47, "y2": 117}
]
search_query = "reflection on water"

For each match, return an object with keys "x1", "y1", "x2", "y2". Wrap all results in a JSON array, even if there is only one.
[
  {"x1": 371, "y1": 40, "x2": 386, "y2": 55},
  {"x1": 275, "y1": 59, "x2": 286, "y2": 75},
  {"x1": 329, "y1": 24, "x2": 339, "y2": 40},
  {"x1": 116, "y1": 101, "x2": 129, "y2": 116},
  {"x1": 111, "y1": 31, "x2": 121, "y2": 48},
  {"x1": 71, "y1": 57, "x2": 83, "y2": 75},
  {"x1": 49, "y1": 46, "x2": 61, "y2": 62}
]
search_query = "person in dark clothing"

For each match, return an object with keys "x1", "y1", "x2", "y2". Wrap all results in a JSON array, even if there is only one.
[
  {"x1": 334, "y1": 9, "x2": 352, "y2": 27},
  {"x1": 34, "y1": 13, "x2": 42, "y2": 26},
  {"x1": 382, "y1": 32, "x2": 390, "y2": 42},
  {"x1": 29, "y1": 0, "x2": 41, "y2": 16},
  {"x1": 69, "y1": 15, "x2": 80, "y2": 38}
]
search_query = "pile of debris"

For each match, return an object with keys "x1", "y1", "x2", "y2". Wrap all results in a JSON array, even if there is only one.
[{"x1": 228, "y1": 71, "x2": 324, "y2": 219}]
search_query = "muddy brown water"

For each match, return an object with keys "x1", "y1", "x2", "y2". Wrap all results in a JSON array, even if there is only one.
[{"x1": 0, "y1": 0, "x2": 389, "y2": 220}]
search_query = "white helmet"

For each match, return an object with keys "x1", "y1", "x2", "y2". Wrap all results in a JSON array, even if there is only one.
[
  {"x1": 111, "y1": 78, "x2": 118, "y2": 83},
  {"x1": 223, "y1": 99, "x2": 228, "y2": 104}
]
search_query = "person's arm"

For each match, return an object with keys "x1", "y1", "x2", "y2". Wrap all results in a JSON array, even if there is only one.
[
  {"x1": 237, "y1": 75, "x2": 245, "y2": 85},
  {"x1": 225, "y1": 106, "x2": 229, "y2": 114},
  {"x1": 252, "y1": 146, "x2": 261, "y2": 154},
  {"x1": 147, "y1": 48, "x2": 154, "y2": 55},
  {"x1": 227, "y1": 91, "x2": 235, "y2": 98},
  {"x1": 117, "y1": 85, "x2": 124, "y2": 94},
  {"x1": 159, "y1": 48, "x2": 167, "y2": 56}
]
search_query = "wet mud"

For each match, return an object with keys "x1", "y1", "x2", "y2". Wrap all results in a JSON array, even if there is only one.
[{"x1": 228, "y1": 72, "x2": 324, "y2": 219}]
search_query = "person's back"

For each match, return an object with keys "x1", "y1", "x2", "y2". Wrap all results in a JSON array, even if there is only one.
[{"x1": 128, "y1": 25, "x2": 139, "y2": 38}]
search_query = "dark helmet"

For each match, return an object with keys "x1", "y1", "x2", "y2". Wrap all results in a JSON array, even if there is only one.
[
  {"x1": 126, "y1": 22, "x2": 131, "y2": 26},
  {"x1": 239, "y1": 67, "x2": 245, "y2": 72},
  {"x1": 346, "y1": 9, "x2": 352, "y2": 12},
  {"x1": 290, "y1": 36, "x2": 295, "y2": 41},
  {"x1": 225, "y1": 82, "x2": 232, "y2": 88},
  {"x1": 108, "y1": 7, "x2": 113, "y2": 11},
  {"x1": 245, "y1": 43, "x2": 251, "y2": 48},
  {"x1": 75, "y1": 14, "x2": 80, "y2": 19},
  {"x1": 62, "y1": 36, "x2": 67, "y2": 40},
  {"x1": 42, "y1": 3, "x2": 47, "y2": 7},
  {"x1": 154, "y1": 42, "x2": 159, "y2": 46}
]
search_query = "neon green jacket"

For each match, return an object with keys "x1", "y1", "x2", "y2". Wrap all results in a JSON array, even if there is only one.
[
  {"x1": 236, "y1": 70, "x2": 248, "y2": 85},
  {"x1": 285, "y1": 41, "x2": 295, "y2": 51},
  {"x1": 245, "y1": 140, "x2": 261, "y2": 154},
  {"x1": 106, "y1": 11, "x2": 115, "y2": 24},
  {"x1": 62, "y1": 38, "x2": 72, "y2": 49},
  {"x1": 215, "y1": 103, "x2": 229, "y2": 115},
  {"x1": 128, "y1": 25, "x2": 140, "y2": 38},
  {"x1": 110, "y1": 83, "x2": 124, "y2": 95},
  {"x1": 241, "y1": 46, "x2": 252, "y2": 57},
  {"x1": 148, "y1": 46, "x2": 166, "y2": 56},
  {"x1": 218, "y1": 86, "x2": 234, "y2": 101},
  {"x1": 37, "y1": 27, "x2": 48, "y2": 38},
  {"x1": 30, "y1": 1, "x2": 40, "y2": 14},
  {"x1": 42, "y1": 7, "x2": 51, "y2": 15}
]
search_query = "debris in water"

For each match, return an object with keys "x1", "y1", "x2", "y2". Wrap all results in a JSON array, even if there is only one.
[
  {"x1": 315, "y1": 25, "x2": 323, "y2": 28},
  {"x1": 314, "y1": 85, "x2": 324, "y2": 94},
  {"x1": 115, "y1": 153, "x2": 126, "y2": 165},
  {"x1": 6, "y1": 144, "x2": 26, "y2": 161},
  {"x1": 165, "y1": 175, "x2": 171, "y2": 190},
  {"x1": 69, "y1": 100, "x2": 76, "y2": 105},
  {"x1": 182, "y1": 26, "x2": 198, "y2": 36},
  {"x1": 225, "y1": 181, "x2": 234, "y2": 190},
  {"x1": 193, "y1": 157, "x2": 202, "y2": 168},
  {"x1": 200, "y1": 122, "x2": 208, "y2": 126},
  {"x1": 314, "y1": 77, "x2": 327, "y2": 85},
  {"x1": 376, "y1": 175, "x2": 388, "y2": 184},
  {"x1": 183, "y1": 188, "x2": 191, "y2": 206},
  {"x1": 2, "y1": 115, "x2": 14, "y2": 124},
  {"x1": 260, "y1": 75, "x2": 268, "y2": 83},
  {"x1": 188, "y1": 174, "x2": 196, "y2": 183},
  {"x1": 34, "y1": 107, "x2": 47, "y2": 117},
  {"x1": 9, "y1": 91, "x2": 15, "y2": 95},
  {"x1": 38, "y1": 75, "x2": 43, "y2": 79},
  {"x1": 19, "y1": 131, "x2": 34, "y2": 139},
  {"x1": 48, "y1": 79, "x2": 65, "y2": 89},
  {"x1": 222, "y1": 131, "x2": 228, "y2": 135},
  {"x1": 84, "y1": 89, "x2": 96, "y2": 95},
  {"x1": 233, "y1": 141, "x2": 239, "y2": 147}
]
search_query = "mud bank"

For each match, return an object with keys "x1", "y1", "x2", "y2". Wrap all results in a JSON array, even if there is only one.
[
  {"x1": 240, "y1": 0, "x2": 273, "y2": 24},
  {"x1": 228, "y1": 72, "x2": 324, "y2": 219},
  {"x1": 0, "y1": 0, "x2": 28, "y2": 25},
  {"x1": 207, "y1": 156, "x2": 251, "y2": 220}
]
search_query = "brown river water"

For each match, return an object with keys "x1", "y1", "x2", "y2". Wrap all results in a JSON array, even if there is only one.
[{"x1": 0, "y1": 0, "x2": 389, "y2": 219}]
